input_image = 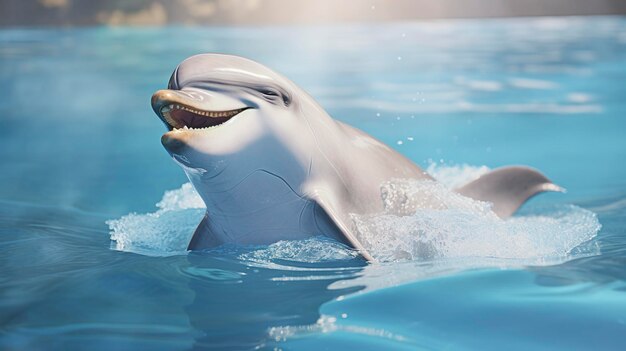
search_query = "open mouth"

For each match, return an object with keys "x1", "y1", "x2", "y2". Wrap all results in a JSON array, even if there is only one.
[{"x1": 159, "y1": 104, "x2": 249, "y2": 130}]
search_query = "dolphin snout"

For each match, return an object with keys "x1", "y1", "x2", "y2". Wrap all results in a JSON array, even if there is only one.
[
  {"x1": 152, "y1": 90, "x2": 179, "y2": 128},
  {"x1": 151, "y1": 89, "x2": 180, "y2": 114}
]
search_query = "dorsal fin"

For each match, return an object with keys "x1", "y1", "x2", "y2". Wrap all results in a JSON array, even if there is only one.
[{"x1": 455, "y1": 166, "x2": 565, "y2": 218}]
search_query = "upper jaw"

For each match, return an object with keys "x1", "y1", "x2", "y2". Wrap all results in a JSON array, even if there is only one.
[{"x1": 151, "y1": 89, "x2": 251, "y2": 131}]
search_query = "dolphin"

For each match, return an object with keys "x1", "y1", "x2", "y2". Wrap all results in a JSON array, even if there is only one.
[{"x1": 151, "y1": 54, "x2": 563, "y2": 261}]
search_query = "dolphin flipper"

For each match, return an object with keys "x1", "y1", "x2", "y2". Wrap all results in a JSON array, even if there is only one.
[
  {"x1": 455, "y1": 166, "x2": 565, "y2": 218},
  {"x1": 306, "y1": 186, "x2": 375, "y2": 261},
  {"x1": 188, "y1": 214, "x2": 222, "y2": 250}
]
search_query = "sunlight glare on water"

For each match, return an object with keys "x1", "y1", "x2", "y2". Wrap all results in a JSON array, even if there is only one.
[{"x1": 1, "y1": 16, "x2": 625, "y2": 351}]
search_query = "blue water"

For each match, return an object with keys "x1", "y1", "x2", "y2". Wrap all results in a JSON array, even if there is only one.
[{"x1": 2, "y1": 16, "x2": 626, "y2": 350}]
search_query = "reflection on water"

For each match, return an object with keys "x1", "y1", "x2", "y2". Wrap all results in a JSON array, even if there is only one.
[
  {"x1": 184, "y1": 252, "x2": 363, "y2": 350},
  {"x1": 1, "y1": 16, "x2": 626, "y2": 350}
]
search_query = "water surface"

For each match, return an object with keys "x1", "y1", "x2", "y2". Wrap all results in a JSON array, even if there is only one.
[{"x1": 1, "y1": 16, "x2": 626, "y2": 350}]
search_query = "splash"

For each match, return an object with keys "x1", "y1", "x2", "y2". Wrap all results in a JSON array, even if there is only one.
[
  {"x1": 352, "y1": 178, "x2": 600, "y2": 263},
  {"x1": 351, "y1": 163, "x2": 600, "y2": 263},
  {"x1": 268, "y1": 315, "x2": 408, "y2": 344},
  {"x1": 107, "y1": 184, "x2": 357, "y2": 260},
  {"x1": 107, "y1": 183, "x2": 205, "y2": 256},
  {"x1": 239, "y1": 237, "x2": 359, "y2": 264},
  {"x1": 425, "y1": 162, "x2": 490, "y2": 189},
  {"x1": 108, "y1": 165, "x2": 600, "y2": 264}
]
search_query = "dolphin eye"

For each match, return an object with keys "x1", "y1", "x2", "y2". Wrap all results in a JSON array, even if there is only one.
[
  {"x1": 261, "y1": 88, "x2": 279, "y2": 97},
  {"x1": 259, "y1": 87, "x2": 290, "y2": 106}
]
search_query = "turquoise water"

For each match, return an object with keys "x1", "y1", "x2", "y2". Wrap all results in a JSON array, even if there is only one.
[{"x1": 1, "y1": 16, "x2": 626, "y2": 350}]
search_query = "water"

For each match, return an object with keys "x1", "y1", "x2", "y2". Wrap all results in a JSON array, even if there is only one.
[{"x1": 1, "y1": 16, "x2": 625, "y2": 350}]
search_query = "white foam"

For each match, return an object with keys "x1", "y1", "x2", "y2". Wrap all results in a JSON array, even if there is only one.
[
  {"x1": 426, "y1": 162, "x2": 490, "y2": 189},
  {"x1": 107, "y1": 184, "x2": 357, "y2": 260},
  {"x1": 351, "y1": 178, "x2": 600, "y2": 263},
  {"x1": 269, "y1": 315, "x2": 407, "y2": 343},
  {"x1": 108, "y1": 165, "x2": 600, "y2": 265},
  {"x1": 155, "y1": 182, "x2": 205, "y2": 211},
  {"x1": 107, "y1": 183, "x2": 205, "y2": 256},
  {"x1": 239, "y1": 237, "x2": 359, "y2": 264}
]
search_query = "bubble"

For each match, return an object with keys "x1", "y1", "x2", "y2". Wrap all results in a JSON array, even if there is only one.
[
  {"x1": 239, "y1": 237, "x2": 359, "y2": 264},
  {"x1": 426, "y1": 162, "x2": 490, "y2": 189},
  {"x1": 351, "y1": 178, "x2": 600, "y2": 263},
  {"x1": 107, "y1": 183, "x2": 205, "y2": 256},
  {"x1": 107, "y1": 184, "x2": 358, "y2": 262},
  {"x1": 108, "y1": 166, "x2": 600, "y2": 265}
]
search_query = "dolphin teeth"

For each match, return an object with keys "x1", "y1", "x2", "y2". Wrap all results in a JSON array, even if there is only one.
[{"x1": 160, "y1": 104, "x2": 250, "y2": 130}]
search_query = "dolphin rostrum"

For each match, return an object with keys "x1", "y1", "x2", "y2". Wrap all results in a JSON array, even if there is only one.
[{"x1": 151, "y1": 54, "x2": 563, "y2": 261}]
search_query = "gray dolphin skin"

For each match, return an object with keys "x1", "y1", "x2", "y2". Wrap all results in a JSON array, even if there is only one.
[{"x1": 151, "y1": 54, "x2": 563, "y2": 261}]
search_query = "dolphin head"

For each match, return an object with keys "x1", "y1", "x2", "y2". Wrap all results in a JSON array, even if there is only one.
[
  {"x1": 151, "y1": 54, "x2": 323, "y2": 193},
  {"x1": 152, "y1": 54, "x2": 294, "y2": 157}
]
